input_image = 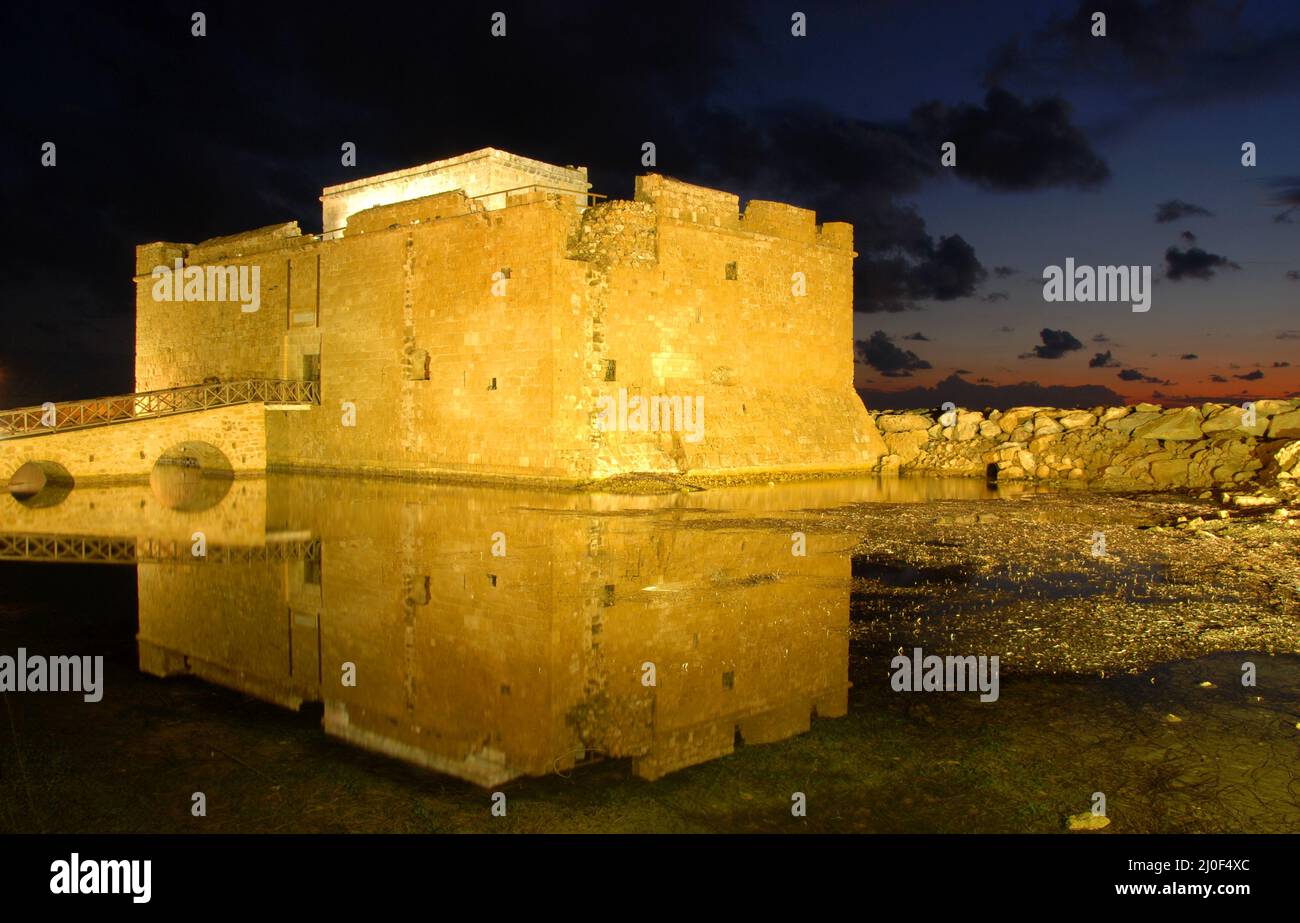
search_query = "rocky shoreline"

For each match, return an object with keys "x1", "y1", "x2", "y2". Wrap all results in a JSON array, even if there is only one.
[{"x1": 869, "y1": 399, "x2": 1300, "y2": 492}]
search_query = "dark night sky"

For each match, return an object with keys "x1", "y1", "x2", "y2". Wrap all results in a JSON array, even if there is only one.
[{"x1": 1, "y1": 0, "x2": 1297, "y2": 409}]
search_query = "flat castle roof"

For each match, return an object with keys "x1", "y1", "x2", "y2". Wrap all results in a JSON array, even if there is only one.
[{"x1": 320, "y1": 148, "x2": 590, "y2": 236}]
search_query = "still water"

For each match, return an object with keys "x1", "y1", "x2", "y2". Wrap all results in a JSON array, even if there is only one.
[{"x1": 1, "y1": 472, "x2": 1296, "y2": 832}]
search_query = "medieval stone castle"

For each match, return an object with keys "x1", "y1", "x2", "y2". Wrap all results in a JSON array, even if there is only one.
[
  {"x1": 134, "y1": 147, "x2": 885, "y2": 483},
  {"x1": 5, "y1": 148, "x2": 885, "y2": 489}
]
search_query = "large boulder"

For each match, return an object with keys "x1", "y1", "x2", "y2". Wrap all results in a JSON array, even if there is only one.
[
  {"x1": 1267, "y1": 410, "x2": 1300, "y2": 439},
  {"x1": 1107, "y1": 411, "x2": 1160, "y2": 435},
  {"x1": 1275, "y1": 441, "x2": 1300, "y2": 477},
  {"x1": 883, "y1": 429, "x2": 929, "y2": 464},
  {"x1": 1150, "y1": 458, "x2": 1190, "y2": 486},
  {"x1": 999, "y1": 407, "x2": 1047, "y2": 434},
  {"x1": 1132, "y1": 406, "x2": 1204, "y2": 441},
  {"x1": 1202, "y1": 405, "x2": 1269, "y2": 436},
  {"x1": 1033, "y1": 416, "x2": 1063, "y2": 436},
  {"x1": 1253, "y1": 399, "x2": 1295, "y2": 416},
  {"x1": 877, "y1": 412, "x2": 933, "y2": 433},
  {"x1": 1059, "y1": 411, "x2": 1097, "y2": 430}
]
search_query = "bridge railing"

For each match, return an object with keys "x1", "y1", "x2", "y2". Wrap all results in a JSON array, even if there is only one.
[
  {"x1": 0, "y1": 379, "x2": 320, "y2": 439},
  {"x1": 0, "y1": 532, "x2": 320, "y2": 565}
]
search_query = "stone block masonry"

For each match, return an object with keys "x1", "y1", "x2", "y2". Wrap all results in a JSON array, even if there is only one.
[
  {"x1": 0, "y1": 403, "x2": 267, "y2": 485},
  {"x1": 870, "y1": 399, "x2": 1300, "y2": 490},
  {"x1": 131, "y1": 147, "x2": 886, "y2": 484}
]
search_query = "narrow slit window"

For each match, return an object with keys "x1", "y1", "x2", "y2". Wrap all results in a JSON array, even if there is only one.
[{"x1": 725, "y1": 261, "x2": 738, "y2": 280}]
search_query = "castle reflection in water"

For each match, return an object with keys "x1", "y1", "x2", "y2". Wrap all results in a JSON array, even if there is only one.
[{"x1": 3, "y1": 473, "x2": 1001, "y2": 787}]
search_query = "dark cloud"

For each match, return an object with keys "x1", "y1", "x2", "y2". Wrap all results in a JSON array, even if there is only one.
[
  {"x1": 0, "y1": 0, "x2": 764, "y2": 402},
  {"x1": 996, "y1": 325, "x2": 1015, "y2": 333},
  {"x1": 1092, "y1": 333, "x2": 1111, "y2": 343},
  {"x1": 1235, "y1": 370, "x2": 1265, "y2": 381},
  {"x1": 1180, "y1": 353, "x2": 1198, "y2": 360},
  {"x1": 0, "y1": 0, "x2": 1125, "y2": 405},
  {"x1": 982, "y1": 0, "x2": 1300, "y2": 137},
  {"x1": 1089, "y1": 350, "x2": 1120, "y2": 368},
  {"x1": 1022, "y1": 328, "x2": 1084, "y2": 360},
  {"x1": 980, "y1": 291, "x2": 1010, "y2": 303},
  {"x1": 907, "y1": 235, "x2": 988, "y2": 303},
  {"x1": 954, "y1": 368, "x2": 973, "y2": 375},
  {"x1": 854, "y1": 331, "x2": 933, "y2": 378},
  {"x1": 1285, "y1": 271, "x2": 1300, "y2": 281},
  {"x1": 1210, "y1": 374, "x2": 1228, "y2": 383},
  {"x1": 1279, "y1": 331, "x2": 1300, "y2": 340},
  {"x1": 984, "y1": 0, "x2": 1218, "y2": 86},
  {"x1": 691, "y1": 98, "x2": 1028, "y2": 311},
  {"x1": 858, "y1": 373, "x2": 1122, "y2": 412},
  {"x1": 1274, "y1": 361, "x2": 1291, "y2": 368},
  {"x1": 910, "y1": 89, "x2": 1110, "y2": 192},
  {"x1": 1119, "y1": 368, "x2": 1171, "y2": 385},
  {"x1": 1155, "y1": 199, "x2": 1212, "y2": 223},
  {"x1": 1180, "y1": 230, "x2": 1197, "y2": 243},
  {"x1": 673, "y1": 85, "x2": 1108, "y2": 312},
  {"x1": 993, "y1": 266, "x2": 1018, "y2": 277},
  {"x1": 902, "y1": 332, "x2": 930, "y2": 341},
  {"x1": 1266, "y1": 177, "x2": 1300, "y2": 223},
  {"x1": 1164, "y1": 246, "x2": 1241, "y2": 280}
]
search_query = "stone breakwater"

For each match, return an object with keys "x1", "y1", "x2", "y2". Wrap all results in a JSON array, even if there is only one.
[{"x1": 868, "y1": 399, "x2": 1300, "y2": 490}]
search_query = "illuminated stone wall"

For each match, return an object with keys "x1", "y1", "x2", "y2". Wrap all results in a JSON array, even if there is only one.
[
  {"x1": 132, "y1": 150, "x2": 886, "y2": 483},
  {"x1": 133, "y1": 223, "x2": 310, "y2": 391},
  {"x1": 572, "y1": 175, "x2": 884, "y2": 477}
]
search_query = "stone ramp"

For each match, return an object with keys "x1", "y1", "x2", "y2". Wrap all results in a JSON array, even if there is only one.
[{"x1": 0, "y1": 380, "x2": 317, "y2": 487}]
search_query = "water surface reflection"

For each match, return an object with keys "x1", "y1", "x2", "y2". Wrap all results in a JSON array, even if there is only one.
[{"x1": 7, "y1": 474, "x2": 997, "y2": 786}]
